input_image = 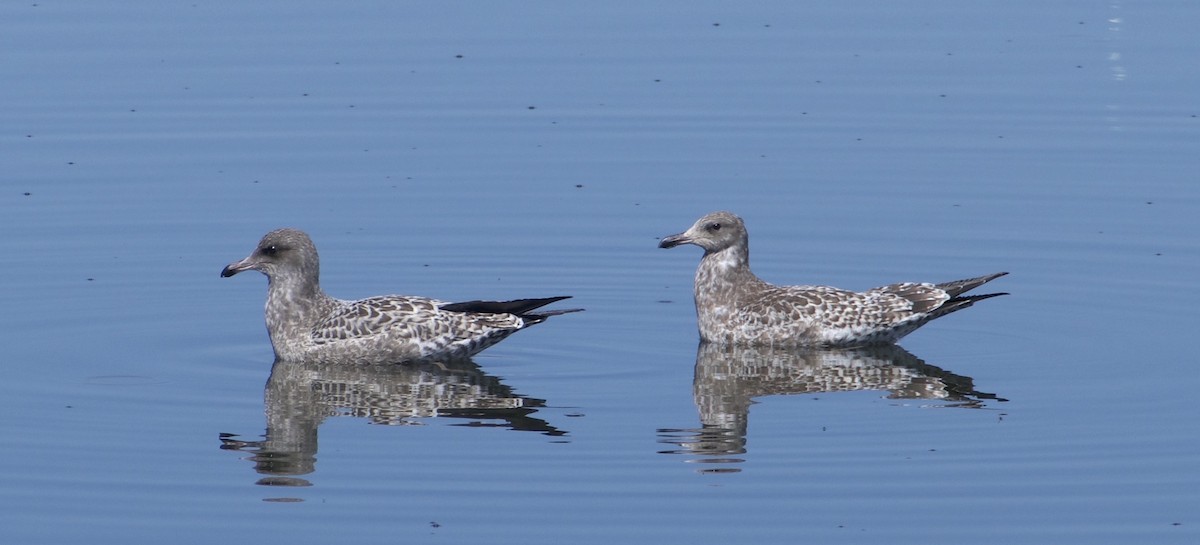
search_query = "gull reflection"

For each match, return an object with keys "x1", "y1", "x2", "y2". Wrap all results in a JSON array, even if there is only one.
[
  {"x1": 221, "y1": 357, "x2": 565, "y2": 496},
  {"x1": 658, "y1": 343, "x2": 1005, "y2": 473}
]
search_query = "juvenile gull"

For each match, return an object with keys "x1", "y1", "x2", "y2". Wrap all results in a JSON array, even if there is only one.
[
  {"x1": 658, "y1": 211, "x2": 1007, "y2": 347},
  {"x1": 221, "y1": 228, "x2": 580, "y2": 363}
]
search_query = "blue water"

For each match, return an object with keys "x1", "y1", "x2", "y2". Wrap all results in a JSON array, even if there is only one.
[{"x1": 2, "y1": 1, "x2": 1197, "y2": 543}]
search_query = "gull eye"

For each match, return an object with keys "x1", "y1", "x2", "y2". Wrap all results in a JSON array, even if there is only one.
[
  {"x1": 705, "y1": 222, "x2": 722, "y2": 232},
  {"x1": 261, "y1": 245, "x2": 279, "y2": 257}
]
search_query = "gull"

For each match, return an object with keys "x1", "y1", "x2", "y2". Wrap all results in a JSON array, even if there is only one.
[
  {"x1": 222, "y1": 228, "x2": 579, "y2": 363},
  {"x1": 658, "y1": 211, "x2": 1007, "y2": 347}
]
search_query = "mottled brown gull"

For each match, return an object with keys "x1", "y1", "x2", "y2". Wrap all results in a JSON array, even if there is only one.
[
  {"x1": 658, "y1": 211, "x2": 1007, "y2": 347},
  {"x1": 221, "y1": 228, "x2": 580, "y2": 363}
]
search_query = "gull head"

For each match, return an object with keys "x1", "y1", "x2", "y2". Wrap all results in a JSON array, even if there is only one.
[
  {"x1": 658, "y1": 211, "x2": 747, "y2": 254},
  {"x1": 221, "y1": 228, "x2": 320, "y2": 281}
]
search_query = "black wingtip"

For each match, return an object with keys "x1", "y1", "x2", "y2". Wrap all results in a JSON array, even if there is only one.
[
  {"x1": 439, "y1": 296, "x2": 574, "y2": 316},
  {"x1": 527, "y1": 308, "x2": 585, "y2": 318},
  {"x1": 961, "y1": 291, "x2": 1009, "y2": 303}
]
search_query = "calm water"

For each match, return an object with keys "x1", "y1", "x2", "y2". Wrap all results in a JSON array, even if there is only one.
[{"x1": 2, "y1": 1, "x2": 1197, "y2": 543}]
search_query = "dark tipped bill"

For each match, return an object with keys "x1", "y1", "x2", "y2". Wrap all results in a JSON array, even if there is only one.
[
  {"x1": 658, "y1": 233, "x2": 691, "y2": 249},
  {"x1": 220, "y1": 257, "x2": 255, "y2": 278}
]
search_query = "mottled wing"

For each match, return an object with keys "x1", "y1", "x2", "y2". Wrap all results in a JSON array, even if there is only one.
[
  {"x1": 309, "y1": 296, "x2": 524, "y2": 346},
  {"x1": 735, "y1": 283, "x2": 949, "y2": 343},
  {"x1": 751, "y1": 284, "x2": 914, "y2": 328}
]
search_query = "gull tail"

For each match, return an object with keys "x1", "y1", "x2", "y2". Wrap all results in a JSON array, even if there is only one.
[
  {"x1": 519, "y1": 307, "x2": 586, "y2": 326},
  {"x1": 935, "y1": 272, "x2": 1009, "y2": 298},
  {"x1": 930, "y1": 272, "x2": 1009, "y2": 319}
]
